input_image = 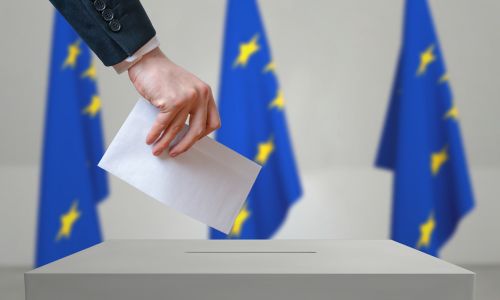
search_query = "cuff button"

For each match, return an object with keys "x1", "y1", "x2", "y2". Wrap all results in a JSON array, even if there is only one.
[
  {"x1": 102, "y1": 9, "x2": 114, "y2": 21},
  {"x1": 93, "y1": 0, "x2": 106, "y2": 12},
  {"x1": 109, "y1": 19, "x2": 121, "y2": 32}
]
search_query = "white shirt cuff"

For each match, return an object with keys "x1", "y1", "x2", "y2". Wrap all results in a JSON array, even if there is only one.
[{"x1": 113, "y1": 36, "x2": 160, "y2": 74}]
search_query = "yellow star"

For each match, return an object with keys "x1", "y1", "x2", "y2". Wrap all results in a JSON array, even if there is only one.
[
  {"x1": 255, "y1": 137, "x2": 274, "y2": 165},
  {"x1": 417, "y1": 212, "x2": 436, "y2": 249},
  {"x1": 431, "y1": 145, "x2": 448, "y2": 176},
  {"x1": 444, "y1": 105, "x2": 459, "y2": 120},
  {"x1": 233, "y1": 34, "x2": 260, "y2": 68},
  {"x1": 263, "y1": 61, "x2": 276, "y2": 73},
  {"x1": 81, "y1": 60, "x2": 97, "y2": 80},
  {"x1": 56, "y1": 200, "x2": 81, "y2": 241},
  {"x1": 417, "y1": 44, "x2": 436, "y2": 76},
  {"x1": 63, "y1": 39, "x2": 82, "y2": 69},
  {"x1": 439, "y1": 73, "x2": 449, "y2": 84},
  {"x1": 269, "y1": 90, "x2": 285, "y2": 110},
  {"x1": 82, "y1": 95, "x2": 102, "y2": 117},
  {"x1": 229, "y1": 205, "x2": 250, "y2": 237}
]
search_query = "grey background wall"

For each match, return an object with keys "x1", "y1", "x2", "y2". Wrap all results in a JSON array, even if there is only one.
[{"x1": 0, "y1": 0, "x2": 499, "y2": 266}]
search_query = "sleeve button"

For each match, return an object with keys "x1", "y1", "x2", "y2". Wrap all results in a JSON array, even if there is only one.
[
  {"x1": 108, "y1": 19, "x2": 121, "y2": 32},
  {"x1": 101, "y1": 9, "x2": 114, "y2": 21},
  {"x1": 93, "y1": 0, "x2": 106, "y2": 12}
]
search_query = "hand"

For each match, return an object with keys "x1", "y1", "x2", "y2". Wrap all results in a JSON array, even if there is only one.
[{"x1": 128, "y1": 48, "x2": 220, "y2": 157}]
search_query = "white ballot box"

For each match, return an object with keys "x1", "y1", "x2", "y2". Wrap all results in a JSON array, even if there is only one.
[{"x1": 25, "y1": 240, "x2": 474, "y2": 300}]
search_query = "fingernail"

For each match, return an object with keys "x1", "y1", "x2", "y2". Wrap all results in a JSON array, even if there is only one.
[
  {"x1": 154, "y1": 150, "x2": 161, "y2": 156},
  {"x1": 169, "y1": 151, "x2": 177, "y2": 157}
]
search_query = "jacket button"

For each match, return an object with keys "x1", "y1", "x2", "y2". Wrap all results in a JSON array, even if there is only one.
[
  {"x1": 101, "y1": 9, "x2": 114, "y2": 21},
  {"x1": 93, "y1": 0, "x2": 106, "y2": 12},
  {"x1": 109, "y1": 19, "x2": 121, "y2": 32}
]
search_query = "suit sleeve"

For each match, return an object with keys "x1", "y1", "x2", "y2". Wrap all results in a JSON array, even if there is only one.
[{"x1": 49, "y1": 0, "x2": 156, "y2": 66}]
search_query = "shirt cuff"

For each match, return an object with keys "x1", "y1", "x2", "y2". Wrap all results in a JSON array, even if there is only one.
[{"x1": 113, "y1": 36, "x2": 160, "y2": 74}]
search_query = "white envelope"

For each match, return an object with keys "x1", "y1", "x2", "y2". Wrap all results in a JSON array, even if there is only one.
[{"x1": 98, "y1": 99, "x2": 261, "y2": 234}]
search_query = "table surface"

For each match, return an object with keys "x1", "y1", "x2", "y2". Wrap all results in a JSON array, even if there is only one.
[{"x1": 28, "y1": 240, "x2": 473, "y2": 275}]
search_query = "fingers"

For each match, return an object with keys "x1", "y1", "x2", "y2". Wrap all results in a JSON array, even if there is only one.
[
  {"x1": 169, "y1": 97, "x2": 209, "y2": 157},
  {"x1": 146, "y1": 96, "x2": 184, "y2": 145},
  {"x1": 204, "y1": 96, "x2": 221, "y2": 137},
  {"x1": 146, "y1": 110, "x2": 177, "y2": 145},
  {"x1": 152, "y1": 108, "x2": 190, "y2": 156}
]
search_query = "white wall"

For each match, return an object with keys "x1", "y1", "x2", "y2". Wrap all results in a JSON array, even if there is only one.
[{"x1": 0, "y1": 0, "x2": 499, "y2": 266}]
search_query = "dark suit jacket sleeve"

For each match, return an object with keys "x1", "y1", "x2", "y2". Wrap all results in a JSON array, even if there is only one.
[{"x1": 49, "y1": 0, "x2": 156, "y2": 66}]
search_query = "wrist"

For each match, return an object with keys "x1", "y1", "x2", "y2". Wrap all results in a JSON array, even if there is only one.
[
  {"x1": 129, "y1": 47, "x2": 162, "y2": 73},
  {"x1": 113, "y1": 36, "x2": 161, "y2": 74},
  {"x1": 141, "y1": 46, "x2": 163, "y2": 60}
]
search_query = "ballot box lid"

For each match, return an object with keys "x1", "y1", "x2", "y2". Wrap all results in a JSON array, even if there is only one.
[{"x1": 28, "y1": 240, "x2": 472, "y2": 275}]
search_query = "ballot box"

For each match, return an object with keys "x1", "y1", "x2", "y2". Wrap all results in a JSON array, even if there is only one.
[{"x1": 25, "y1": 240, "x2": 474, "y2": 300}]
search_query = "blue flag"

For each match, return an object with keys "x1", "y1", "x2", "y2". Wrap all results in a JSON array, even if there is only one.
[
  {"x1": 376, "y1": 0, "x2": 474, "y2": 256},
  {"x1": 210, "y1": 0, "x2": 302, "y2": 239},
  {"x1": 35, "y1": 12, "x2": 108, "y2": 267}
]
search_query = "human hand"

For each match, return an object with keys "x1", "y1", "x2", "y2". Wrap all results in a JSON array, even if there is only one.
[{"x1": 128, "y1": 48, "x2": 220, "y2": 157}]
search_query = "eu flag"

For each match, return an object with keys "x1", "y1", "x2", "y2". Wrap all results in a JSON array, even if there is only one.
[
  {"x1": 210, "y1": 0, "x2": 302, "y2": 239},
  {"x1": 376, "y1": 0, "x2": 474, "y2": 256},
  {"x1": 35, "y1": 12, "x2": 108, "y2": 267}
]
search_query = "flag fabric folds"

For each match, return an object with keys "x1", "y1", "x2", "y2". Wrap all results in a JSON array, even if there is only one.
[
  {"x1": 210, "y1": 0, "x2": 302, "y2": 239},
  {"x1": 35, "y1": 12, "x2": 108, "y2": 267},
  {"x1": 376, "y1": 0, "x2": 474, "y2": 256}
]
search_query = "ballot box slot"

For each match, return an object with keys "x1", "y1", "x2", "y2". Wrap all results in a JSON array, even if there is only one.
[{"x1": 185, "y1": 251, "x2": 317, "y2": 254}]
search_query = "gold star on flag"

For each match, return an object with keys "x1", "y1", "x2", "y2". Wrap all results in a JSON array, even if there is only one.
[
  {"x1": 439, "y1": 73, "x2": 449, "y2": 84},
  {"x1": 417, "y1": 212, "x2": 436, "y2": 249},
  {"x1": 255, "y1": 137, "x2": 274, "y2": 165},
  {"x1": 233, "y1": 34, "x2": 260, "y2": 68},
  {"x1": 229, "y1": 205, "x2": 250, "y2": 237},
  {"x1": 63, "y1": 39, "x2": 82, "y2": 69},
  {"x1": 269, "y1": 90, "x2": 285, "y2": 110},
  {"x1": 431, "y1": 146, "x2": 448, "y2": 175},
  {"x1": 56, "y1": 200, "x2": 81, "y2": 241},
  {"x1": 263, "y1": 61, "x2": 276, "y2": 73},
  {"x1": 81, "y1": 60, "x2": 97, "y2": 80},
  {"x1": 82, "y1": 95, "x2": 102, "y2": 117},
  {"x1": 417, "y1": 44, "x2": 436, "y2": 76},
  {"x1": 444, "y1": 105, "x2": 459, "y2": 120}
]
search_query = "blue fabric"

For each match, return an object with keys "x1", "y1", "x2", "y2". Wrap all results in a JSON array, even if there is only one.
[
  {"x1": 210, "y1": 0, "x2": 302, "y2": 239},
  {"x1": 376, "y1": 0, "x2": 474, "y2": 256},
  {"x1": 35, "y1": 12, "x2": 108, "y2": 267}
]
